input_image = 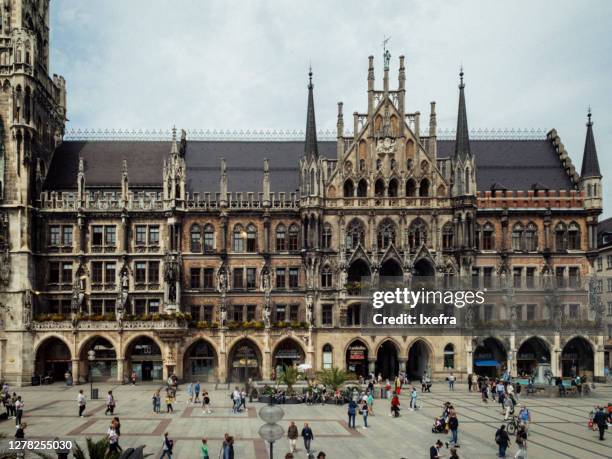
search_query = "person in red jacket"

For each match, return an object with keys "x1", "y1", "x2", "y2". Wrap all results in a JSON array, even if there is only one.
[{"x1": 390, "y1": 391, "x2": 400, "y2": 417}]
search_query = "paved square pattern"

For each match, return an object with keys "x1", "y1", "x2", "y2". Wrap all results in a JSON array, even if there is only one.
[{"x1": 0, "y1": 382, "x2": 610, "y2": 458}]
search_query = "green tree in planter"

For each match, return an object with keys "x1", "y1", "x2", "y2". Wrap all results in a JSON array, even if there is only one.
[
  {"x1": 316, "y1": 367, "x2": 354, "y2": 390},
  {"x1": 277, "y1": 365, "x2": 301, "y2": 395}
]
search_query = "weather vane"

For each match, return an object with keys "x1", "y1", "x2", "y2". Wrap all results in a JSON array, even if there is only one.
[{"x1": 382, "y1": 35, "x2": 391, "y2": 71}]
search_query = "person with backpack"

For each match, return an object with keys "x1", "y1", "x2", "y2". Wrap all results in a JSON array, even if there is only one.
[
  {"x1": 347, "y1": 399, "x2": 357, "y2": 428},
  {"x1": 160, "y1": 432, "x2": 174, "y2": 459},
  {"x1": 593, "y1": 405, "x2": 608, "y2": 441},
  {"x1": 518, "y1": 405, "x2": 531, "y2": 432},
  {"x1": 495, "y1": 424, "x2": 511, "y2": 458},
  {"x1": 515, "y1": 424, "x2": 527, "y2": 458}
]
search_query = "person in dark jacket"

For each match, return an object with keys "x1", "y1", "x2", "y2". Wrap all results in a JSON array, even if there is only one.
[
  {"x1": 347, "y1": 399, "x2": 357, "y2": 428},
  {"x1": 287, "y1": 421, "x2": 298, "y2": 453},
  {"x1": 430, "y1": 439, "x2": 443, "y2": 458},
  {"x1": 446, "y1": 412, "x2": 459, "y2": 448},
  {"x1": 301, "y1": 422, "x2": 314, "y2": 452},
  {"x1": 593, "y1": 405, "x2": 608, "y2": 441},
  {"x1": 495, "y1": 425, "x2": 511, "y2": 458}
]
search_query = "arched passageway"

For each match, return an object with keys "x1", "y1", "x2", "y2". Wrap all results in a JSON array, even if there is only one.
[
  {"x1": 126, "y1": 336, "x2": 163, "y2": 381},
  {"x1": 228, "y1": 339, "x2": 262, "y2": 382},
  {"x1": 273, "y1": 339, "x2": 305, "y2": 375},
  {"x1": 407, "y1": 340, "x2": 431, "y2": 379},
  {"x1": 81, "y1": 337, "x2": 117, "y2": 381},
  {"x1": 183, "y1": 339, "x2": 217, "y2": 382},
  {"x1": 473, "y1": 337, "x2": 507, "y2": 378},
  {"x1": 517, "y1": 337, "x2": 550, "y2": 381},
  {"x1": 346, "y1": 339, "x2": 369, "y2": 377},
  {"x1": 35, "y1": 337, "x2": 71, "y2": 382},
  {"x1": 376, "y1": 341, "x2": 399, "y2": 379},
  {"x1": 561, "y1": 337, "x2": 594, "y2": 378}
]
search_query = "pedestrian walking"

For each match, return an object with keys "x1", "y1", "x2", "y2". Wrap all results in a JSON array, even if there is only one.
[
  {"x1": 391, "y1": 391, "x2": 400, "y2": 417},
  {"x1": 446, "y1": 411, "x2": 459, "y2": 448},
  {"x1": 410, "y1": 386, "x2": 418, "y2": 410},
  {"x1": 200, "y1": 437, "x2": 210, "y2": 459},
  {"x1": 467, "y1": 374, "x2": 473, "y2": 392},
  {"x1": 104, "y1": 390, "x2": 115, "y2": 415},
  {"x1": 517, "y1": 405, "x2": 531, "y2": 431},
  {"x1": 448, "y1": 372, "x2": 456, "y2": 391},
  {"x1": 107, "y1": 423, "x2": 119, "y2": 455},
  {"x1": 203, "y1": 391, "x2": 212, "y2": 413},
  {"x1": 194, "y1": 381, "x2": 201, "y2": 403},
  {"x1": 347, "y1": 399, "x2": 357, "y2": 428},
  {"x1": 495, "y1": 424, "x2": 511, "y2": 458},
  {"x1": 112, "y1": 417, "x2": 122, "y2": 452},
  {"x1": 232, "y1": 387, "x2": 241, "y2": 413},
  {"x1": 301, "y1": 422, "x2": 314, "y2": 452},
  {"x1": 160, "y1": 432, "x2": 174, "y2": 459},
  {"x1": 130, "y1": 371, "x2": 137, "y2": 385},
  {"x1": 165, "y1": 394, "x2": 174, "y2": 413},
  {"x1": 152, "y1": 391, "x2": 160, "y2": 413},
  {"x1": 220, "y1": 434, "x2": 235, "y2": 459},
  {"x1": 187, "y1": 382, "x2": 193, "y2": 402},
  {"x1": 287, "y1": 421, "x2": 299, "y2": 453},
  {"x1": 77, "y1": 389, "x2": 86, "y2": 417},
  {"x1": 359, "y1": 398, "x2": 369, "y2": 428},
  {"x1": 593, "y1": 405, "x2": 608, "y2": 441},
  {"x1": 515, "y1": 424, "x2": 527, "y2": 458},
  {"x1": 8, "y1": 392, "x2": 16, "y2": 419},
  {"x1": 14, "y1": 395, "x2": 23, "y2": 427},
  {"x1": 367, "y1": 390, "x2": 374, "y2": 415}
]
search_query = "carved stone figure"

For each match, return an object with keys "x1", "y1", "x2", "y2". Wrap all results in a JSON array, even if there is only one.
[
  {"x1": 0, "y1": 247, "x2": 10, "y2": 287},
  {"x1": 23, "y1": 290, "x2": 32, "y2": 329},
  {"x1": 263, "y1": 304, "x2": 271, "y2": 328},
  {"x1": 220, "y1": 305, "x2": 227, "y2": 327},
  {"x1": 71, "y1": 277, "x2": 85, "y2": 314},
  {"x1": 218, "y1": 267, "x2": 228, "y2": 293},
  {"x1": 306, "y1": 295, "x2": 314, "y2": 327}
]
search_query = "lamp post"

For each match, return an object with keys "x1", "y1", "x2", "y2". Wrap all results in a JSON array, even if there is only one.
[
  {"x1": 87, "y1": 349, "x2": 95, "y2": 399},
  {"x1": 258, "y1": 403, "x2": 284, "y2": 459}
]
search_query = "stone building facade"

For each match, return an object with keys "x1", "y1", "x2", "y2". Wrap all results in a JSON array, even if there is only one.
[{"x1": 0, "y1": 1, "x2": 607, "y2": 385}]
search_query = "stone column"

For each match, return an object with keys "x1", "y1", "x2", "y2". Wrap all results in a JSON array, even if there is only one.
[
  {"x1": 263, "y1": 333, "x2": 272, "y2": 380},
  {"x1": 368, "y1": 357, "x2": 376, "y2": 375},
  {"x1": 466, "y1": 341, "x2": 473, "y2": 376},
  {"x1": 509, "y1": 334, "x2": 517, "y2": 378},
  {"x1": 71, "y1": 359, "x2": 80, "y2": 384},
  {"x1": 398, "y1": 357, "x2": 407, "y2": 375},
  {"x1": 116, "y1": 358, "x2": 125, "y2": 383},
  {"x1": 594, "y1": 335, "x2": 604, "y2": 380},
  {"x1": 552, "y1": 333, "x2": 561, "y2": 377}
]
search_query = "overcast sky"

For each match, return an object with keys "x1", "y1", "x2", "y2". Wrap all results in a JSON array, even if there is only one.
[{"x1": 50, "y1": 0, "x2": 611, "y2": 216}]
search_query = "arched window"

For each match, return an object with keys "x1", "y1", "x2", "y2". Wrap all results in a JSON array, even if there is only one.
[
  {"x1": 376, "y1": 219, "x2": 396, "y2": 249},
  {"x1": 203, "y1": 224, "x2": 215, "y2": 253},
  {"x1": 346, "y1": 220, "x2": 365, "y2": 250},
  {"x1": 190, "y1": 224, "x2": 201, "y2": 252},
  {"x1": 442, "y1": 222, "x2": 454, "y2": 250},
  {"x1": 406, "y1": 179, "x2": 416, "y2": 197},
  {"x1": 246, "y1": 224, "x2": 257, "y2": 252},
  {"x1": 388, "y1": 178, "x2": 398, "y2": 197},
  {"x1": 512, "y1": 223, "x2": 524, "y2": 251},
  {"x1": 357, "y1": 179, "x2": 368, "y2": 197},
  {"x1": 322, "y1": 343, "x2": 333, "y2": 369},
  {"x1": 322, "y1": 223, "x2": 332, "y2": 249},
  {"x1": 419, "y1": 178, "x2": 430, "y2": 197},
  {"x1": 359, "y1": 159, "x2": 365, "y2": 171},
  {"x1": 321, "y1": 266, "x2": 332, "y2": 288},
  {"x1": 568, "y1": 221, "x2": 580, "y2": 250},
  {"x1": 343, "y1": 179, "x2": 354, "y2": 197},
  {"x1": 374, "y1": 179, "x2": 385, "y2": 197},
  {"x1": 275, "y1": 224, "x2": 286, "y2": 251},
  {"x1": 232, "y1": 224, "x2": 245, "y2": 252},
  {"x1": 525, "y1": 222, "x2": 538, "y2": 251},
  {"x1": 587, "y1": 184, "x2": 592, "y2": 197},
  {"x1": 555, "y1": 222, "x2": 567, "y2": 251},
  {"x1": 444, "y1": 343, "x2": 455, "y2": 369},
  {"x1": 408, "y1": 219, "x2": 428, "y2": 251},
  {"x1": 288, "y1": 224, "x2": 299, "y2": 251},
  {"x1": 310, "y1": 170, "x2": 316, "y2": 195},
  {"x1": 465, "y1": 168, "x2": 470, "y2": 194},
  {"x1": 482, "y1": 222, "x2": 495, "y2": 250}
]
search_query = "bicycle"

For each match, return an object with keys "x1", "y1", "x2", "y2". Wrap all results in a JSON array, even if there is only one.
[{"x1": 506, "y1": 415, "x2": 520, "y2": 435}]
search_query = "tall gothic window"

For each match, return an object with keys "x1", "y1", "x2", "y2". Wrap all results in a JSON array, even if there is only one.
[
  {"x1": 357, "y1": 179, "x2": 368, "y2": 197},
  {"x1": 408, "y1": 219, "x2": 428, "y2": 251},
  {"x1": 190, "y1": 224, "x2": 201, "y2": 252},
  {"x1": 374, "y1": 179, "x2": 385, "y2": 197},
  {"x1": 343, "y1": 179, "x2": 354, "y2": 197},
  {"x1": 376, "y1": 220, "x2": 396, "y2": 249},
  {"x1": 406, "y1": 179, "x2": 416, "y2": 197},
  {"x1": 568, "y1": 221, "x2": 580, "y2": 250},
  {"x1": 322, "y1": 223, "x2": 332, "y2": 249},
  {"x1": 419, "y1": 178, "x2": 430, "y2": 197},
  {"x1": 525, "y1": 222, "x2": 538, "y2": 251},
  {"x1": 275, "y1": 224, "x2": 286, "y2": 251},
  {"x1": 203, "y1": 224, "x2": 215, "y2": 253},
  {"x1": 482, "y1": 222, "x2": 495, "y2": 250},
  {"x1": 388, "y1": 178, "x2": 398, "y2": 197},
  {"x1": 246, "y1": 224, "x2": 257, "y2": 252},
  {"x1": 512, "y1": 223, "x2": 524, "y2": 251},
  {"x1": 442, "y1": 222, "x2": 454, "y2": 250},
  {"x1": 555, "y1": 222, "x2": 567, "y2": 251},
  {"x1": 321, "y1": 266, "x2": 332, "y2": 288},
  {"x1": 346, "y1": 220, "x2": 365, "y2": 250},
  {"x1": 232, "y1": 224, "x2": 245, "y2": 252}
]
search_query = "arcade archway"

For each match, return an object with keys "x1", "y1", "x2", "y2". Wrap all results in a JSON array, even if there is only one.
[
  {"x1": 228, "y1": 339, "x2": 262, "y2": 382},
  {"x1": 80, "y1": 337, "x2": 117, "y2": 381},
  {"x1": 183, "y1": 339, "x2": 217, "y2": 382},
  {"x1": 379, "y1": 259, "x2": 403, "y2": 288},
  {"x1": 407, "y1": 339, "x2": 431, "y2": 379},
  {"x1": 376, "y1": 340, "x2": 399, "y2": 379},
  {"x1": 347, "y1": 259, "x2": 371, "y2": 294},
  {"x1": 473, "y1": 337, "x2": 507, "y2": 378},
  {"x1": 517, "y1": 337, "x2": 550, "y2": 380},
  {"x1": 346, "y1": 339, "x2": 369, "y2": 377},
  {"x1": 126, "y1": 336, "x2": 163, "y2": 381},
  {"x1": 562, "y1": 336, "x2": 594, "y2": 378},
  {"x1": 273, "y1": 338, "x2": 305, "y2": 375},
  {"x1": 35, "y1": 337, "x2": 71, "y2": 381}
]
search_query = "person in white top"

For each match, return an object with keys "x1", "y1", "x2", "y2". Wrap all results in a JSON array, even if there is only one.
[
  {"x1": 232, "y1": 388, "x2": 241, "y2": 413},
  {"x1": 448, "y1": 372, "x2": 456, "y2": 391},
  {"x1": 15, "y1": 396, "x2": 24, "y2": 427},
  {"x1": 77, "y1": 389, "x2": 86, "y2": 417}
]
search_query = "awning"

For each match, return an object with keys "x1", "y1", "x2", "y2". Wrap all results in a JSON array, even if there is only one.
[{"x1": 474, "y1": 360, "x2": 500, "y2": 367}]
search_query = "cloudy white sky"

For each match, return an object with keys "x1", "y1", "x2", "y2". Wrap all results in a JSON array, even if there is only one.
[{"x1": 50, "y1": 0, "x2": 611, "y2": 214}]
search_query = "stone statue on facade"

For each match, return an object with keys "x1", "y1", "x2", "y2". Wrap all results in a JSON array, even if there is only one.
[
  {"x1": 220, "y1": 304, "x2": 227, "y2": 328},
  {"x1": 115, "y1": 269, "x2": 129, "y2": 323},
  {"x1": 263, "y1": 303, "x2": 271, "y2": 329},
  {"x1": 218, "y1": 266, "x2": 228, "y2": 293},
  {"x1": 23, "y1": 290, "x2": 32, "y2": 330},
  {"x1": 0, "y1": 247, "x2": 9, "y2": 287},
  {"x1": 164, "y1": 253, "x2": 179, "y2": 302},
  {"x1": 306, "y1": 295, "x2": 314, "y2": 328}
]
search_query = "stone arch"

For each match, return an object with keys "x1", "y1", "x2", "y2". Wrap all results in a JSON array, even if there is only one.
[
  {"x1": 343, "y1": 179, "x2": 354, "y2": 197},
  {"x1": 406, "y1": 178, "x2": 417, "y2": 197},
  {"x1": 356, "y1": 178, "x2": 368, "y2": 197},
  {"x1": 345, "y1": 338, "x2": 371, "y2": 377},
  {"x1": 182, "y1": 337, "x2": 219, "y2": 382},
  {"x1": 376, "y1": 338, "x2": 400, "y2": 379},
  {"x1": 123, "y1": 334, "x2": 165, "y2": 381},
  {"x1": 473, "y1": 337, "x2": 507, "y2": 378},
  {"x1": 419, "y1": 178, "x2": 430, "y2": 197},
  {"x1": 561, "y1": 335, "x2": 595, "y2": 378},
  {"x1": 388, "y1": 178, "x2": 399, "y2": 197},
  {"x1": 406, "y1": 338, "x2": 434, "y2": 379},
  {"x1": 517, "y1": 336, "x2": 551, "y2": 379},
  {"x1": 78, "y1": 335, "x2": 119, "y2": 382},
  {"x1": 227, "y1": 337, "x2": 264, "y2": 382},
  {"x1": 272, "y1": 337, "x2": 307, "y2": 371},
  {"x1": 34, "y1": 335, "x2": 72, "y2": 382},
  {"x1": 374, "y1": 178, "x2": 385, "y2": 197}
]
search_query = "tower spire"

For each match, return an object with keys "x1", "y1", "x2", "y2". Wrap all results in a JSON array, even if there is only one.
[
  {"x1": 580, "y1": 108, "x2": 601, "y2": 178},
  {"x1": 454, "y1": 66, "x2": 471, "y2": 160},
  {"x1": 304, "y1": 66, "x2": 319, "y2": 161}
]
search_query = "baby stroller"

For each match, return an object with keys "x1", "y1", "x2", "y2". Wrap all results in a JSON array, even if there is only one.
[{"x1": 431, "y1": 417, "x2": 447, "y2": 433}]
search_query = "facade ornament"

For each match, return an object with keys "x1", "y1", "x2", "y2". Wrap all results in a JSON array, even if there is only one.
[
  {"x1": 306, "y1": 294, "x2": 314, "y2": 328},
  {"x1": 23, "y1": 290, "x2": 32, "y2": 330},
  {"x1": 115, "y1": 268, "x2": 129, "y2": 324},
  {"x1": 263, "y1": 303, "x2": 271, "y2": 329},
  {"x1": 164, "y1": 253, "x2": 180, "y2": 303},
  {"x1": 218, "y1": 265, "x2": 228, "y2": 293},
  {"x1": 219, "y1": 301, "x2": 227, "y2": 328},
  {"x1": 71, "y1": 276, "x2": 85, "y2": 317}
]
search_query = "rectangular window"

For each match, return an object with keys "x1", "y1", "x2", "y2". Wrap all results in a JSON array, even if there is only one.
[
  {"x1": 483, "y1": 267, "x2": 493, "y2": 289},
  {"x1": 569, "y1": 303, "x2": 579, "y2": 319},
  {"x1": 48, "y1": 299, "x2": 60, "y2": 314},
  {"x1": 607, "y1": 278, "x2": 612, "y2": 293},
  {"x1": 275, "y1": 268, "x2": 286, "y2": 289},
  {"x1": 289, "y1": 304, "x2": 299, "y2": 322},
  {"x1": 190, "y1": 268, "x2": 201, "y2": 289},
  {"x1": 288, "y1": 268, "x2": 299, "y2": 288},
  {"x1": 471, "y1": 267, "x2": 480, "y2": 289},
  {"x1": 526, "y1": 304, "x2": 536, "y2": 321},
  {"x1": 598, "y1": 257, "x2": 603, "y2": 271},
  {"x1": 203, "y1": 268, "x2": 215, "y2": 289},
  {"x1": 513, "y1": 267, "x2": 522, "y2": 288},
  {"x1": 61, "y1": 262, "x2": 73, "y2": 284},
  {"x1": 135, "y1": 262, "x2": 147, "y2": 283},
  {"x1": 233, "y1": 233, "x2": 244, "y2": 252},
  {"x1": 555, "y1": 267, "x2": 565, "y2": 288},
  {"x1": 484, "y1": 304, "x2": 494, "y2": 322},
  {"x1": 92, "y1": 261, "x2": 103, "y2": 284},
  {"x1": 203, "y1": 305, "x2": 213, "y2": 323},
  {"x1": 608, "y1": 324, "x2": 612, "y2": 339},
  {"x1": 608, "y1": 302, "x2": 612, "y2": 316},
  {"x1": 135, "y1": 225, "x2": 147, "y2": 245},
  {"x1": 246, "y1": 304, "x2": 256, "y2": 321},
  {"x1": 105, "y1": 226, "x2": 116, "y2": 246},
  {"x1": 322, "y1": 304, "x2": 333, "y2": 326},
  {"x1": 149, "y1": 226, "x2": 160, "y2": 245},
  {"x1": 91, "y1": 299, "x2": 104, "y2": 315},
  {"x1": 148, "y1": 261, "x2": 159, "y2": 283},
  {"x1": 347, "y1": 304, "x2": 361, "y2": 326},
  {"x1": 204, "y1": 230, "x2": 214, "y2": 253},
  {"x1": 233, "y1": 268, "x2": 244, "y2": 289},
  {"x1": 246, "y1": 232, "x2": 257, "y2": 252},
  {"x1": 63, "y1": 226, "x2": 73, "y2": 246},
  {"x1": 49, "y1": 226, "x2": 61, "y2": 246},
  {"x1": 134, "y1": 299, "x2": 147, "y2": 315},
  {"x1": 526, "y1": 267, "x2": 536, "y2": 289},
  {"x1": 482, "y1": 230, "x2": 493, "y2": 250},
  {"x1": 190, "y1": 305, "x2": 201, "y2": 321},
  {"x1": 246, "y1": 268, "x2": 257, "y2": 289},
  {"x1": 148, "y1": 299, "x2": 160, "y2": 313},
  {"x1": 568, "y1": 267, "x2": 580, "y2": 288},
  {"x1": 105, "y1": 263, "x2": 116, "y2": 286},
  {"x1": 275, "y1": 304, "x2": 286, "y2": 322},
  {"x1": 233, "y1": 305, "x2": 244, "y2": 322},
  {"x1": 607, "y1": 255, "x2": 612, "y2": 269},
  {"x1": 49, "y1": 262, "x2": 60, "y2": 283},
  {"x1": 92, "y1": 226, "x2": 104, "y2": 246},
  {"x1": 288, "y1": 229, "x2": 299, "y2": 251}
]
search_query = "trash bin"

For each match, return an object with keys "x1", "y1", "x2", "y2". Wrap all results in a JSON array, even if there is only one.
[{"x1": 91, "y1": 388, "x2": 99, "y2": 400}]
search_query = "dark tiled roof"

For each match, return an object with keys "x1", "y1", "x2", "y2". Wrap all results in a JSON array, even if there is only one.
[
  {"x1": 437, "y1": 139, "x2": 574, "y2": 191},
  {"x1": 45, "y1": 138, "x2": 573, "y2": 193},
  {"x1": 597, "y1": 217, "x2": 612, "y2": 248}
]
